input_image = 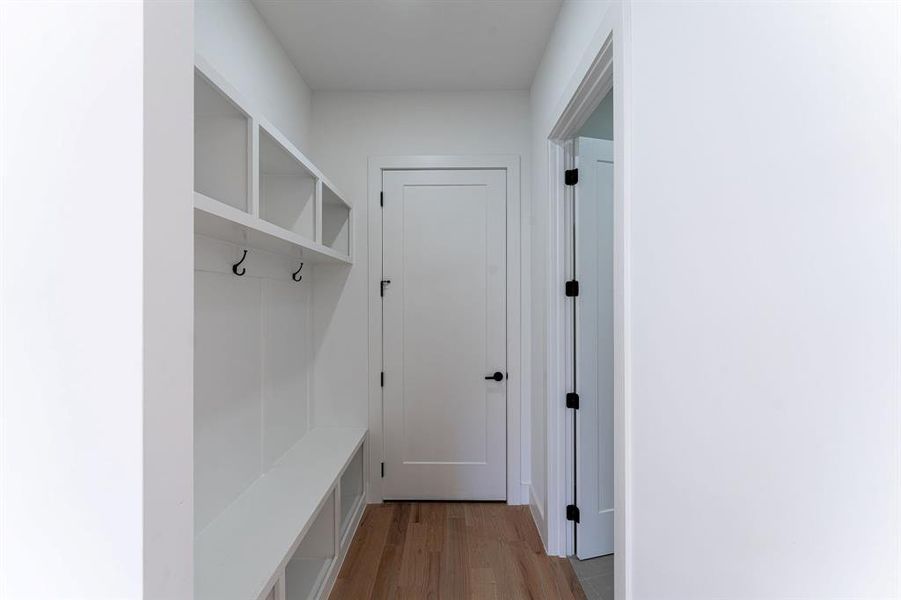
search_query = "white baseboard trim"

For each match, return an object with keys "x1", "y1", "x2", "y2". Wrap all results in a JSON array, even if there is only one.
[
  {"x1": 528, "y1": 484, "x2": 548, "y2": 551},
  {"x1": 508, "y1": 481, "x2": 530, "y2": 506}
]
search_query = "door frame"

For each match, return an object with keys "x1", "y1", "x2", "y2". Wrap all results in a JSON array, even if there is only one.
[
  {"x1": 366, "y1": 155, "x2": 525, "y2": 505},
  {"x1": 544, "y1": 4, "x2": 631, "y2": 598}
]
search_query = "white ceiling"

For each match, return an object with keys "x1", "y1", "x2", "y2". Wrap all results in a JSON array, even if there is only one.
[{"x1": 251, "y1": 0, "x2": 562, "y2": 92}]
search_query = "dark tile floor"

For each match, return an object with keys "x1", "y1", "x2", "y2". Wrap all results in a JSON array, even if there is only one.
[{"x1": 569, "y1": 554, "x2": 614, "y2": 600}]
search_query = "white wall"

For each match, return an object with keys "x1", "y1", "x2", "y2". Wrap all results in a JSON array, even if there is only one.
[
  {"x1": 0, "y1": 1, "x2": 194, "y2": 597},
  {"x1": 532, "y1": 0, "x2": 901, "y2": 597},
  {"x1": 627, "y1": 2, "x2": 900, "y2": 597},
  {"x1": 309, "y1": 89, "x2": 532, "y2": 483},
  {"x1": 143, "y1": 0, "x2": 195, "y2": 597},
  {"x1": 529, "y1": 0, "x2": 616, "y2": 549},
  {"x1": 195, "y1": 0, "x2": 313, "y2": 153}
]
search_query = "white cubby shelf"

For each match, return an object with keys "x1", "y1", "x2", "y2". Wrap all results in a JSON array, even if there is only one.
[
  {"x1": 194, "y1": 57, "x2": 353, "y2": 265},
  {"x1": 195, "y1": 427, "x2": 367, "y2": 600}
]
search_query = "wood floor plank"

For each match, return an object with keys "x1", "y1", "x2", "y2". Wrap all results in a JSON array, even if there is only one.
[
  {"x1": 439, "y1": 510, "x2": 470, "y2": 598},
  {"x1": 397, "y1": 517, "x2": 433, "y2": 597},
  {"x1": 423, "y1": 502, "x2": 447, "y2": 553},
  {"x1": 464, "y1": 504, "x2": 496, "y2": 574},
  {"x1": 329, "y1": 504, "x2": 394, "y2": 600},
  {"x1": 370, "y1": 503, "x2": 410, "y2": 599},
  {"x1": 329, "y1": 503, "x2": 588, "y2": 600},
  {"x1": 551, "y1": 556, "x2": 589, "y2": 600}
]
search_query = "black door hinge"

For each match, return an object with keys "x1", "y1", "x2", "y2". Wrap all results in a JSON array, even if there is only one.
[
  {"x1": 565, "y1": 280, "x2": 579, "y2": 297},
  {"x1": 380, "y1": 371, "x2": 384, "y2": 387},
  {"x1": 564, "y1": 169, "x2": 579, "y2": 186},
  {"x1": 380, "y1": 279, "x2": 391, "y2": 297},
  {"x1": 566, "y1": 504, "x2": 580, "y2": 523},
  {"x1": 380, "y1": 191, "x2": 384, "y2": 207},
  {"x1": 566, "y1": 392, "x2": 580, "y2": 410},
  {"x1": 381, "y1": 462, "x2": 385, "y2": 478}
]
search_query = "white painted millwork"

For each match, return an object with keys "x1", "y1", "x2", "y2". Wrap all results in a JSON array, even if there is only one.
[
  {"x1": 195, "y1": 192, "x2": 351, "y2": 265},
  {"x1": 382, "y1": 169, "x2": 507, "y2": 500},
  {"x1": 259, "y1": 126, "x2": 318, "y2": 239},
  {"x1": 194, "y1": 58, "x2": 353, "y2": 265},
  {"x1": 195, "y1": 69, "x2": 252, "y2": 212},
  {"x1": 192, "y1": 54, "x2": 364, "y2": 600},
  {"x1": 194, "y1": 428, "x2": 366, "y2": 600},
  {"x1": 574, "y1": 137, "x2": 615, "y2": 559},
  {"x1": 321, "y1": 183, "x2": 352, "y2": 256},
  {"x1": 283, "y1": 491, "x2": 336, "y2": 600}
]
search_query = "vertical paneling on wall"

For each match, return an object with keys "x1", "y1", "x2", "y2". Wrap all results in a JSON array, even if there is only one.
[{"x1": 194, "y1": 235, "x2": 313, "y2": 532}]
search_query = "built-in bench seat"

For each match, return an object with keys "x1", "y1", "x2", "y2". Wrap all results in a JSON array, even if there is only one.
[{"x1": 195, "y1": 427, "x2": 367, "y2": 600}]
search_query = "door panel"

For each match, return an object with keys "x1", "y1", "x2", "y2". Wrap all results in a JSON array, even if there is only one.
[
  {"x1": 575, "y1": 138, "x2": 615, "y2": 558},
  {"x1": 382, "y1": 169, "x2": 506, "y2": 500}
]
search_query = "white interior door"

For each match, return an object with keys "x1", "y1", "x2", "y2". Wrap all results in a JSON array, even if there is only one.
[
  {"x1": 382, "y1": 168, "x2": 506, "y2": 500},
  {"x1": 575, "y1": 137, "x2": 615, "y2": 558}
]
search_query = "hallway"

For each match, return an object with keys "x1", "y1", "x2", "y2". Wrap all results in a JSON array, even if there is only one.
[{"x1": 330, "y1": 503, "x2": 585, "y2": 599}]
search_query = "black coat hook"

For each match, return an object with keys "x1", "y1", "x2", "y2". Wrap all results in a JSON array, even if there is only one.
[
  {"x1": 232, "y1": 249, "x2": 248, "y2": 276},
  {"x1": 292, "y1": 262, "x2": 304, "y2": 282}
]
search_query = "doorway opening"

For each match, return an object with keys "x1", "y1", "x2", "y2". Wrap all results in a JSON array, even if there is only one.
[
  {"x1": 566, "y1": 93, "x2": 615, "y2": 599},
  {"x1": 546, "y1": 24, "x2": 628, "y2": 600}
]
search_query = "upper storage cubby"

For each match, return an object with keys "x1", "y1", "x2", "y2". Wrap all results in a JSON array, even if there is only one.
[
  {"x1": 193, "y1": 59, "x2": 352, "y2": 265},
  {"x1": 321, "y1": 182, "x2": 352, "y2": 257},
  {"x1": 259, "y1": 127, "x2": 317, "y2": 241},
  {"x1": 194, "y1": 70, "x2": 250, "y2": 212}
]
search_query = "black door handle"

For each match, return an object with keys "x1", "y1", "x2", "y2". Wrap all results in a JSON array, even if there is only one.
[{"x1": 485, "y1": 371, "x2": 504, "y2": 382}]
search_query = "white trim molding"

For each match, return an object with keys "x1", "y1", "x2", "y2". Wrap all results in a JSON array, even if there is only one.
[
  {"x1": 366, "y1": 155, "x2": 527, "y2": 506},
  {"x1": 548, "y1": 37, "x2": 614, "y2": 143}
]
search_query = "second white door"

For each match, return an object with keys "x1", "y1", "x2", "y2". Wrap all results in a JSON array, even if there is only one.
[
  {"x1": 382, "y1": 168, "x2": 506, "y2": 500},
  {"x1": 575, "y1": 137, "x2": 615, "y2": 558}
]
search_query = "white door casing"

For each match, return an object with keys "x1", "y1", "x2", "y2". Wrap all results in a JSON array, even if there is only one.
[
  {"x1": 382, "y1": 169, "x2": 507, "y2": 500},
  {"x1": 575, "y1": 137, "x2": 615, "y2": 558}
]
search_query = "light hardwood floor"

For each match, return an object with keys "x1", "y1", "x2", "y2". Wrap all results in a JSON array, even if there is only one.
[{"x1": 330, "y1": 502, "x2": 586, "y2": 600}]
